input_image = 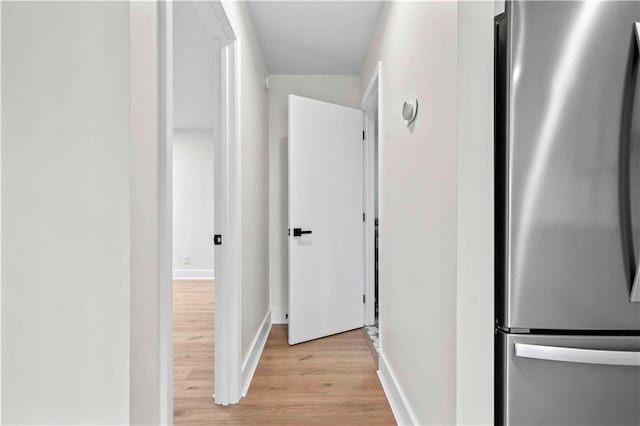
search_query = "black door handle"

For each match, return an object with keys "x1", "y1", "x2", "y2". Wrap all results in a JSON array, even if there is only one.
[{"x1": 293, "y1": 228, "x2": 312, "y2": 237}]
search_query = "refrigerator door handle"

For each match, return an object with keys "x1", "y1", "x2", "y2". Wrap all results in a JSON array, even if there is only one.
[
  {"x1": 630, "y1": 22, "x2": 640, "y2": 302},
  {"x1": 515, "y1": 343, "x2": 640, "y2": 367}
]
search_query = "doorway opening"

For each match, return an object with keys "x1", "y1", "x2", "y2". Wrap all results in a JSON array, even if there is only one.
[
  {"x1": 159, "y1": 0, "x2": 242, "y2": 419},
  {"x1": 171, "y1": 0, "x2": 218, "y2": 419},
  {"x1": 362, "y1": 63, "x2": 381, "y2": 356},
  {"x1": 284, "y1": 67, "x2": 381, "y2": 353}
]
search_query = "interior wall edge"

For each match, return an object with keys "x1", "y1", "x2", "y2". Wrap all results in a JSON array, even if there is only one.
[{"x1": 455, "y1": 1, "x2": 495, "y2": 424}]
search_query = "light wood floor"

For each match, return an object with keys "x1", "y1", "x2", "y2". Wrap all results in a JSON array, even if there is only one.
[
  {"x1": 173, "y1": 280, "x2": 395, "y2": 425},
  {"x1": 173, "y1": 279, "x2": 215, "y2": 425}
]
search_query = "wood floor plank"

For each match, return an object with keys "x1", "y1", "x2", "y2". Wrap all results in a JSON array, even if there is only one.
[{"x1": 173, "y1": 280, "x2": 395, "y2": 425}]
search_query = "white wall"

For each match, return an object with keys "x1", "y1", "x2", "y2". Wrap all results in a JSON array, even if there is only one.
[
  {"x1": 2, "y1": 2, "x2": 130, "y2": 423},
  {"x1": 173, "y1": 2, "x2": 215, "y2": 129},
  {"x1": 456, "y1": 2, "x2": 494, "y2": 425},
  {"x1": 172, "y1": 130, "x2": 214, "y2": 278},
  {"x1": 268, "y1": 75, "x2": 361, "y2": 322},
  {"x1": 361, "y1": 2, "x2": 459, "y2": 424},
  {"x1": 129, "y1": 2, "x2": 174, "y2": 422},
  {"x1": 360, "y1": 2, "x2": 495, "y2": 425},
  {"x1": 225, "y1": 1, "x2": 271, "y2": 362}
]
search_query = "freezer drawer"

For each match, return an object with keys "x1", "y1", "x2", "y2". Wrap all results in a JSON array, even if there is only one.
[{"x1": 497, "y1": 331, "x2": 640, "y2": 426}]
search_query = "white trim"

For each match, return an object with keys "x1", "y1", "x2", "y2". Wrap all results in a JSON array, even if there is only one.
[
  {"x1": 219, "y1": 31, "x2": 243, "y2": 407},
  {"x1": 270, "y1": 306, "x2": 288, "y2": 324},
  {"x1": 158, "y1": 2, "x2": 173, "y2": 422},
  {"x1": 240, "y1": 310, "x2": 272, "y2": 397},
  {"x1": 361, "y1": 62, "x2": 381, "y2": 111},
  {"x1": 172, "y1": 269, "x2": 215, "y2": 280},
  {"x1": 361, "y1": 62, "x2": 382, "y2": 326},
  {"x1": 377, "y1": 352, "x2": 418, "y2": 426},
  {"x1": 377, "y1": 64, "x2": 384, "y2": 350},
  {"x1": 194, "y1": 0, "x2": 243, "y2": 407},
  {"x1": 0, "y1": 3, "x2": 3, "y2": 420}
]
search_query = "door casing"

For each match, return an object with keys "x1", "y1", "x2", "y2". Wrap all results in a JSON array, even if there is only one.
[{"x1": 362, "y1": 62, "x2": 382, "y2": 327}]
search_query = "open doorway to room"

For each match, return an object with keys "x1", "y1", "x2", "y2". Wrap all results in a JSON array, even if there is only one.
[
  {"x1": 164, "y1": 0, "x2": 242, "y2": 420},
  {"x1": 171, "y1": 0, "x2": 217, "y2": 418},
  {"x1": 276, "y1": 66, "x2": 382, "y2": 353},
  {"x1": 171, "y1": 1, "x2": 217, "y2": 418}
]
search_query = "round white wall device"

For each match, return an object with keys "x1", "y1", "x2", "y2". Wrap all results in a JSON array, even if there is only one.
[{"x1": 402, "y1": 97, "x2": 418, "y2": 126}]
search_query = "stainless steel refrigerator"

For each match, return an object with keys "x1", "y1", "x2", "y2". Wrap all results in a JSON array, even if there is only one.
[{"x1": 495, "y1": 2, "x2": 640, "y2": 425}]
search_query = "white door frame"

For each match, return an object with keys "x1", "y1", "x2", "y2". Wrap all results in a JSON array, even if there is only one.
[
  {"x1": 362, "y1": 62, "x2": 382, "y2": 326},
  {"x1": 158, "y1": 0, "x2": 243, "y2": 413}
]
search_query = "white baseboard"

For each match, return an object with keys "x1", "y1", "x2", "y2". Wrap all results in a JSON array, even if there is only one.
[
  {"x1": 270, "y1": 306, "x2": 288, "y2": 324},
  {"x1": 240, "y1": 310, "x2": 271, "y2": 397},
  {"x1": 172, "y1": 269, "x2": 214, "y2": 280},
  {"x1": 377, "y1": 351, "x2": 419, "y2": 426}
]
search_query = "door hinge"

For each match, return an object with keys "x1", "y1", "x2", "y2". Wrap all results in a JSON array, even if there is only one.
[
  {"x1": 363, "y1": 294, "x2": 366, "y2": 304},
  {"x1": 362, "y1": 130, "x2": 365, "y2": 140},
  {"x1": 363, "y1": 212, "x2": 366, "y2": 222}
]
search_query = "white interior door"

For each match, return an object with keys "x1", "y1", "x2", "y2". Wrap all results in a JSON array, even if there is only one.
[{"x1": 288, "y1": 95, "x2": 364, "y2": 345}]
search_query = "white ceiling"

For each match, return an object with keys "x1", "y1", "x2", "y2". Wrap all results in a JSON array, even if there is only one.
[{"x1": 247, "y1": 1, "x2": 382, "y2": 75}]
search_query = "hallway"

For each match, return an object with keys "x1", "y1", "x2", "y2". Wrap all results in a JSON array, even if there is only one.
[
  {"x1": 1, "y1": 2, "x2": 500, "y2": 424},
  {"x1": 172, "y1": 280, "x2": 394, "y2": 425}
]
